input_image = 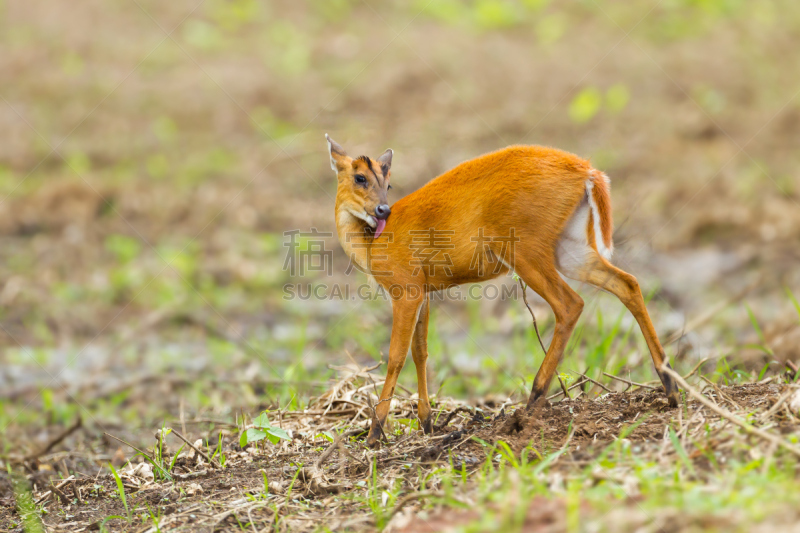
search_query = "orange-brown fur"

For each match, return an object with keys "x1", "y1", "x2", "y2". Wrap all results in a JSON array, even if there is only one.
[
  {"x1": 589, "y1": 169, "x2": 613, "y2": 249},
  {"x1": 327, "y1": 137, "x2": 678, "y2": 447}
]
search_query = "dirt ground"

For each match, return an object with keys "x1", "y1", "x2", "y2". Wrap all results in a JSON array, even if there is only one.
[{"x1": 1, "y1": 371, "x2": 798, "y2": 532}]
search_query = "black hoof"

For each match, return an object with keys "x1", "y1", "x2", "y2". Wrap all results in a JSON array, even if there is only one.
[
  {"x1": 421, "y1": 416, "x2": 433, "y2": 435},
  {"x1": 659, "y1": 362, "x2": 680, "y2": 408},
  {"x1": 666, "y1": 391, "x2": 679, "y2": 408},
  {"x1": 525, "y1": 389, "x2": 547, "y2": 410},
  {"x1": 366, "y1": 421, "x2": 384, "y2": 448}
]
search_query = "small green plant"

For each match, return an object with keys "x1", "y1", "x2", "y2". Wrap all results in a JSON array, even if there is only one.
[
  {"x1": 240, "y1": 411, "x2": 291, "y2": 448},
  {"x1": 569, "y1": 86, "x2": 603, "y2": 123},
  {"x1": 125, "y1": 425, "x2": 183, "y2": 482},
  {"x1": 365, "y1": 458, "x2": 387, "y2": 528},
  {"x1": 10, "y1": 472, "x2": 44, "y2": 533},
  {"x1": 284, "y1": 465, "x2": 302, "y2": 503},
  {"x1": 100, "y1": 515, "x2": 128, "y2": 533},
  {"x1": 209, "y1": 432, "x2": 226, "y2": 466},
  {"x1": 668, "y1": 426, "x2": 696, "y2": 477},
  {"x1": 745, "y1": 304, "x2": 774, "y2": 357},
  {"x1": 787, "y1": 288, "x2": 800, "y2": 324},
  {"x1": 108, "y1": 463, "x2": 131, "y2": 525},
  {"x1": 144, "y1": 503, "x2": 163, "y2": 532}
]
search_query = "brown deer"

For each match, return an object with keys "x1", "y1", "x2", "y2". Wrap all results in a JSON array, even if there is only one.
[{"x1": 327, "y1": 134, "x2": 678, "y2": 447}]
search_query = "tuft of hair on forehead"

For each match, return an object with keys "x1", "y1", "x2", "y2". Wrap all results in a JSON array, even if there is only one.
[{"x1": 355, "y1": 155, "x2": 375, "y2": 173}]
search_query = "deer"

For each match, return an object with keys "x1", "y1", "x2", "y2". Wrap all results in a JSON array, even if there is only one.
[{"x1": 326, "y1": 134, "x2": 679, "y2": 447}]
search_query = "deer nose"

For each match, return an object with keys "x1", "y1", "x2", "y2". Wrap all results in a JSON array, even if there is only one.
[{"x1": 374, "y1": 204, "x2": 391, "y2": 220}]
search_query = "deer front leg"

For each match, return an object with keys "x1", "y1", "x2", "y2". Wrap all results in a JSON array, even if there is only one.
[
  {"x1": 411, "y1": 295, "x2": 432, "y2": 434},
  {"x1": 366, "y1": 295, "x2": 423, "y2": 448}
]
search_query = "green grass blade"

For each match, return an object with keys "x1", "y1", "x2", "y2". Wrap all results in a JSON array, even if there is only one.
[
  {"x1": 668, "y1": 427, "x2": 696, "y2": 476},
  {"x1": 745, "y1": 304, "x2": 773, "y2": 356},
  {"x1": 108, "y1": 463, "x2": 131, "y2": 524},
  {"x1": 787, "y1": 288, "x2": 800, "y2": 324},
  {"x1": 10, "y1": 473, "x2": 44, "y2": 533},
  {"x1": 169, "y1": 443, "x2": 186, "y2": 474}
]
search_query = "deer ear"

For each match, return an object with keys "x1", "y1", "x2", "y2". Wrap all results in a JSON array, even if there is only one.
[
  {"x1": 325, "y1": 134, "x2": 348, "y2": 172},
  {"x1": 377, "y1": 148, "x2": 393, "y2": 174}
]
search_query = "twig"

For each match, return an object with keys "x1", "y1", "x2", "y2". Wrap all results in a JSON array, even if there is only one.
[
  {"x1": 365, "y1": 375, "x2": 389, "y2": 444},
  {"x1": 104, "y1": 433, "x2": 157, "y2": 464},
  {"x1": 519, "y1": 279, "x2": 548, "y2": 355},
  {"x1": 313, "y1": 432, "x2": 341, "y2": 472},
  {"x1": 169, "y1": 418, "x2": 238, "y2": 428},
  {"x1": 434, "y1": 406, "x2": 473, "y2": 431},
  {"x1": 784, "y1": 403, "x2": 800, "y2": 423},
  {"x1": 547, "y1": 377, "x2": 588, "y2": 400},
  {"x1": 71, "y1": 481, "x2": 83, "y2": 505},
  {"x1": 387, "y1": 491, "x2": 444, "y2": 521},
  {"x1": 602, "y1": 372, "x2": 657, "y2": 390},
  {"x1": 210, "y1": 502, "x2": 266, "y2": 529},
  {"x1": 282, "y1": 408, "x2": 359, "y2": 416},
  {"x1": 50, "y1": 481, "x2": 70, "y2": 505},
  {"x1": 168, "y1": 428, "x2": 221, "y2": 469},
  {"x1": 758, "y1": 390, "x2": 795, "y2": 422},
  {"x1": 299, "y1": 447, "x2": 343, "y2": 495},
  {"x1": 26, "y1": 417, "x2": 82, "y2": 461},
  {"x1": 661, "y1": 366, "x2": 800, "y2": 459},
  {"x1": 699, "y1": 376, "x2": 742, "y2": 410},
  {"x1": 683, "y1": 357, "x2": 710, "y2": 379},
  {"x1": 35, "y1": 476, "x2": 75, "y2": 504},
  {"x1": 337, "y1": 435, "x2": 368, "y2": 467},
  {"x1": 582, "y1": 375, "x2": 613, "y2": 393},
  {"x1": 557, "y1": 376, "x2": 570, "y2": 399},
  {"x1": 173, "y1": 470, "x2": 208, "y2": 480},
  {"x1": 579, "y1": 367, "x2": 590, "y2": 393}
]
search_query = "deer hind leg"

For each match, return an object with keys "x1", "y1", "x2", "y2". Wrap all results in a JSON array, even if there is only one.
[
  {"x1": 513, "y1": 258, "x2": 585, "y2": 407},
  {"x1": 557, "y1": 245, "x2": 679, "y2": 407},
  {"x1": 410, "y1": 295, "x2": 433, "y2": 434}
]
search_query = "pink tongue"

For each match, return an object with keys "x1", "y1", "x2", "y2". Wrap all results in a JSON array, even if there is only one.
[{"x1": 374, "y1": 219, "x2": 386, "y2": 239}]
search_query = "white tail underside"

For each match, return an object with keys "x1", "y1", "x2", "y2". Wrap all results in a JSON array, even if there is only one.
[{"x1": 555, "y1": 176, "x2": 613, "y2": 281}]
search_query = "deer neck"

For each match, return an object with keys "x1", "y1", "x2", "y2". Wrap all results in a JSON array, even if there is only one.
[{"x1": 335, "y1": 200, "x2": 375, "y2": 275}]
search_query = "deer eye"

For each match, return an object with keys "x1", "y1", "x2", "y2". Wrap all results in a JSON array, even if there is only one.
[{"x1": 354, "y1": 174, "x2": 367, "y2": 185}]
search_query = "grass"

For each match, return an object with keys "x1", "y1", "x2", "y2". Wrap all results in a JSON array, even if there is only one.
[
  {"x1": 150, "y1": 427, "x2": 186, "y2": 481},
  {"x1": 8, "y1": 472, "x2": 44, "y2": 533},
  {"x1": 5, "y1": 362, "x2": 797, "y2": 531},
  {"x1": 1, "y1": 285, "x2": 790, "y2": 452},
  {"x1": 108, "y1": 463, "x2": 131, "y2": 526},
  {"x1": 362, "y1": 417, "x2": 800, "y2": 533}
]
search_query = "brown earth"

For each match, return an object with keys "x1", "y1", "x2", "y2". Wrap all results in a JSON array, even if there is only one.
[{"x1": 1, "y1": 379, "x2": 795, "y2": 532}]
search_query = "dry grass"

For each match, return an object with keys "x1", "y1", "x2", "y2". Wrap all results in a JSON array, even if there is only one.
[{"x1": 2, "y1": 364, "x2": 799, "y2": 532}]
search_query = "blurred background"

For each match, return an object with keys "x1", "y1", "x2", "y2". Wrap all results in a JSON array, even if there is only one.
[{"x1": 1, "y1": 0, "x2": 799, "y2": 451}]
